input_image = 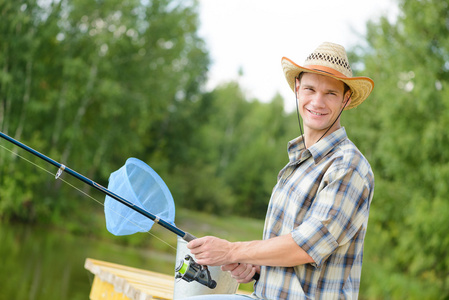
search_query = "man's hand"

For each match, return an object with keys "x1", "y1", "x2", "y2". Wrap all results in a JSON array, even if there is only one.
[
  {"x1": 222, "y1": 263, "x2": 260, "y2": 283},
  {"x1": 187, "y1": 236, "x2": 233, "y2": 266}
]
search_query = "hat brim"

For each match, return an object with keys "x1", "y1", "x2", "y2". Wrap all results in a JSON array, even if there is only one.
[{"x1": 282, "y1": 57, "x2": 374, "y2": 110}]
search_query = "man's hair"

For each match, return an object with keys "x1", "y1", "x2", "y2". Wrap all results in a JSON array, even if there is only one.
[{"x1": 296, "y1": 72, "x2": 351, "y2": 96}]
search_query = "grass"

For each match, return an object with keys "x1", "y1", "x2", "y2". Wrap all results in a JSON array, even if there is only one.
[{"x1": 175, "y1": 208, "x2": 264, "y2": 241}]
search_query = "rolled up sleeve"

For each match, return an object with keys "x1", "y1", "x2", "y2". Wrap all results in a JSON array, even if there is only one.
[{"x1": 291, "y1": 165, "x2": 372, "y2": 267}]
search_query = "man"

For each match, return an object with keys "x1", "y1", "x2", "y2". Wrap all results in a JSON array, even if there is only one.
[{"x1": 186, "y1": 42, "x2": 375, "y2": 299}]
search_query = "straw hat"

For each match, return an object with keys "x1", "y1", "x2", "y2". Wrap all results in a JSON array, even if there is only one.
[{"x1": 281, "y1": 42, "x2": 374, "y2": 110}]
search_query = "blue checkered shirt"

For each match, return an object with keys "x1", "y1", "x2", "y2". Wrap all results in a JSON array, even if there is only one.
[{"x1": 253, "y1": 127, "x2": 374, "y2": 299}]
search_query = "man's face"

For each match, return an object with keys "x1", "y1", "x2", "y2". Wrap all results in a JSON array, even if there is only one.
[{"x1": 296, "y1": 72, "x2": 351, "y2": 140}]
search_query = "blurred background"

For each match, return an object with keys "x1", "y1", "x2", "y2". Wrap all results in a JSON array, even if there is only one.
[{"x1": 1, "y1": 0, "x2": 448, "y2": 299}]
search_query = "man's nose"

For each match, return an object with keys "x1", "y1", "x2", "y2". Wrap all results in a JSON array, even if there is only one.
[{"x1": 310, "y1": 93, "x2": 326, "y2": 108}]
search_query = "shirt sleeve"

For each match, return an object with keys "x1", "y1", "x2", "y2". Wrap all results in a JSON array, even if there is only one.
[{"x1": 291, "y1": 162, "x2": 373, "y2": 267}]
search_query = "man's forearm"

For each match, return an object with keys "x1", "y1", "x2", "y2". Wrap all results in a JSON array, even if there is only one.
[{"x1": 229, "y1": 234, "x2": 315, "y2": 267}]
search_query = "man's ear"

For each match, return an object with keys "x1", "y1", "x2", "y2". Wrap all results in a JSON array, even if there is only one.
[
  {"x1": 344, "y1": 90, "x2": 352, "y2": 107},
  {"x1": 295, "y1": 77, "x2": 300, "y2": 93}
]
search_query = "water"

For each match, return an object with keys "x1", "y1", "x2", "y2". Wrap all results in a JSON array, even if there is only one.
[{"x1": 0, "y1": 222, "x2": 177, "y2": 300}]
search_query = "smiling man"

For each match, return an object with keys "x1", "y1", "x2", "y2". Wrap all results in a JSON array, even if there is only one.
[
  {"x1": 295, "y1": 72, "x2": 352, "y2": 147},
  {"x1": 185, "y1": 42, "x2": 375, "y2": 299}
]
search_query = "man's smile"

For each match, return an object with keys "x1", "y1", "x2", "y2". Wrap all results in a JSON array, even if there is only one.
[{"x1": 307, "y1": 109, "x2": 327, "y2": 116}]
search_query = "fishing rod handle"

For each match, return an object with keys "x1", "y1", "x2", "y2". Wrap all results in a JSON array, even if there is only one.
[{"x1": 182, "y1": 232, "x2": 197, "y2": 242}]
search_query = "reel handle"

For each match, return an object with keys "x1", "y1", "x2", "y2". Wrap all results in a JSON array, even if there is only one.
[{"x1": 175, "y1": 255, "x2": 217, "y2": 289}]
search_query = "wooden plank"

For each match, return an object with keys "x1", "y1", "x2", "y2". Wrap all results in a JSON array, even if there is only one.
[
  {"x1": 90, "y1": 276, "x2": 130, "y2": 300},
  {"x1": 85, "y1": 258, "x2": 174, "y2": 300}
]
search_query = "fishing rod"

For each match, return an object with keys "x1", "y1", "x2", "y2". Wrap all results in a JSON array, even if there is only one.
[{"x1": 0, "y1": 131, "x2": 216, "y2": 289}]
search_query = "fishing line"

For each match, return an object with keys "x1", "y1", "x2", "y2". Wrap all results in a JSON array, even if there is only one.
[{"x1": 0, "y1": 142, "x2": 177, "y2": 252}]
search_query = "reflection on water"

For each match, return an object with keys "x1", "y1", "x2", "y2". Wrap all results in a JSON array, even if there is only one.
[{"x1": 0, "y1": 222, "x2": 176, "y2": 300}]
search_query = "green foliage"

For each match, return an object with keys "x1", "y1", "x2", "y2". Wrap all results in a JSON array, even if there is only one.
[
  {"x1": 344, "y1": 0, "x2": 449, "y2": 297},
  {"x1": 168, "y1": 83, "x2": 295, "y2": 218},
  {"x1": 0, "y1": 0, "x2": 296, "y2": 222},
  {"x1": 0, "y1": 0, "x2": 209, "y2": 220}
]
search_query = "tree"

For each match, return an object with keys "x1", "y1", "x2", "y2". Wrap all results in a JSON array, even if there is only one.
[
  {"x1": 346, "y1": 0, "x2": 449, "y2": 297},
  {"x1": 169, "y1": 82, "x2": 298, "y2": 218},
  {"x1": 0, "y1": 0, "x2": 209, "y2": 222}
]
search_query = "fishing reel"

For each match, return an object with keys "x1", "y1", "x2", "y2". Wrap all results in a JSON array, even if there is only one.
[{"x1": 175, "y1": 255, "x2": 217, "y2": 289}]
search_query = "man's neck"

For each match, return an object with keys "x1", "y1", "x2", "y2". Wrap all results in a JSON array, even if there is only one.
[{"x1": 303, "y1": 125, "x2": 341, "y2": 148}]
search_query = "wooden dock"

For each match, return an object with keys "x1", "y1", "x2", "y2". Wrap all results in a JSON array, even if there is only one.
[{"x1": 85, "y1": 258, "x2": 175, "y2": 300}]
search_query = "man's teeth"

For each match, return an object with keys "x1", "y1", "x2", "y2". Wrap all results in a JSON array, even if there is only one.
[{"x1": 310, "y1": 111, "x2": 324, "y2": 116}]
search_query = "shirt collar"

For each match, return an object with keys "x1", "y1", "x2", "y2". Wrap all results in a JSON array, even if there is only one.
[{"x1": 287, "y1": 127, "x2": 348, "y2": 164}]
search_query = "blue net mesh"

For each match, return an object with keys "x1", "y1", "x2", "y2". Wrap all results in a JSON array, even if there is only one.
[{"x1": 104, "y1": 158, "x2": 175, "y2": 236}]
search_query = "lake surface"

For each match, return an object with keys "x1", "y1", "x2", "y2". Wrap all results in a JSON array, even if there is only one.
[{"x1": 0, "y1": 222, "x2": 177, "y2": 300}]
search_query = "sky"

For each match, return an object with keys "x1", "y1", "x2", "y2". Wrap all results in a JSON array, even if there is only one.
[{"x1": 197, "y1": 0, "x2": 398, "y2": 111}]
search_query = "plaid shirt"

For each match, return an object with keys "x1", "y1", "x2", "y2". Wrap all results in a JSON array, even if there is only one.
[{"x1": 253, "y1": 128, "x2": 374, "y2": 300}]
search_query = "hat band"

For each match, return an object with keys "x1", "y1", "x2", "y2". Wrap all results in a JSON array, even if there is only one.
[{"x1": 305, "y1": 65, "x2": 349, "y2": 78}]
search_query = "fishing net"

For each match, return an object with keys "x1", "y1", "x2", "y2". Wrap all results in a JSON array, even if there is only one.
[{"x1": 104, "y1": 158, "x2": 175, "y2": 236}]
